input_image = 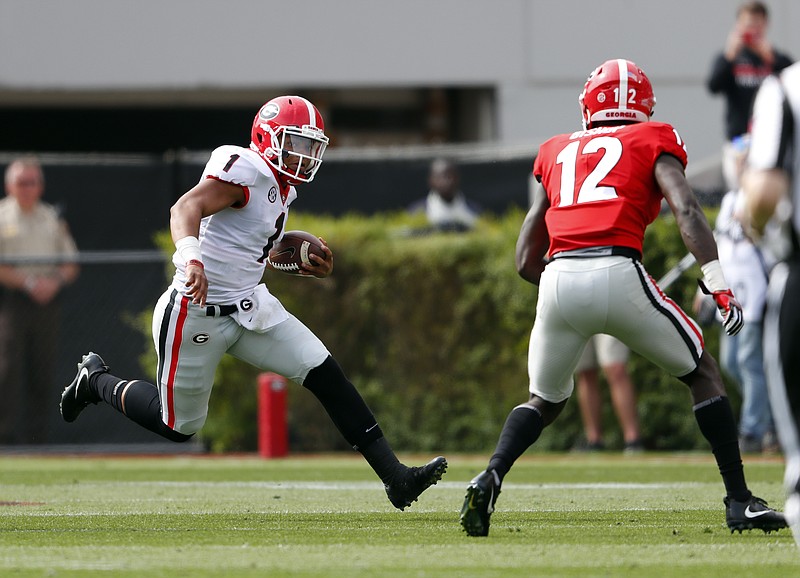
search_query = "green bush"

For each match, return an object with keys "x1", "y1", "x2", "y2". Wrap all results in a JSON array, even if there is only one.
[{"x1": 149, "y1": 208, "x2": 731, "y2": 453}]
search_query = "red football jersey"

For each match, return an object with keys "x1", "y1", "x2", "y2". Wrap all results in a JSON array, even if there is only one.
[{"x1": 533, "y1": 122, "x2": 688, "y2": 256}]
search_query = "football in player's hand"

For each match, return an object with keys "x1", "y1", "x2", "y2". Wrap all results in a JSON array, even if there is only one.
[{"x1": 268, "y1": 230, "x2": 326, "y2": 275}]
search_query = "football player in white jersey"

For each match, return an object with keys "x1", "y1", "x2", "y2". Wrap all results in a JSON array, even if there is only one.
[{"x1": 60, "y1": 95, "x2": 447, "y2": 510}]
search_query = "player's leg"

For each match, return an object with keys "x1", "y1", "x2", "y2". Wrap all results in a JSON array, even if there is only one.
[
  {"x1": 491, "y1": 261, "x2": 592, "y2": 479},
  {"x1": 604, "y1": 362, "x2": 642, "y2": 448},
  {"x1": 61, "y1": 289, "x2": 227, "y2": 443},
  {"x1": 461, "y1": 392, "x2": 568, "y2": 537},
  {"x1": 678, "y1": 354, "x2": 747, "y2": 494},
  {"x1": 614, "y1": 259, "x2": 785, "y2": 532},
  {"x1": 574, "y1": 339, "x2": 604, "y2": 449},
  {"x1": 723, "y1": 331, "x2": 759, "y2": 452},
  {"x1": 462, "y1": 260, "x2": 591, "y2": 537},
  {"x1": 597, "y1": 335, "x2": 641, "y2": 449},
  {"x1": 575, "y1": 368, "x2": 604, "y2": 447},
  {"x1": 765, "y1": 261, "x2": 800, "y2": 545},
  {"x1": 735, "y1": 321, "x2": 772, "y2": 451},
  {"x1": 230, "y1": 314, "x2": 446, "y2": 510},
  {"x1": 61, "y1": 352, "x2": 197, "y2": 443}
]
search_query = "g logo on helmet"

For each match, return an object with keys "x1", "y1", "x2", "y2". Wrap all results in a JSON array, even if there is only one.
[{"x1": 259, "y1": 103, "x2": 280, "y2": 121}]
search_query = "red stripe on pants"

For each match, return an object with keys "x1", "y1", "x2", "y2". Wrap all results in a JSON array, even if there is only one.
[{"x1": 166, "y1": 296, "x2": 189, "y2": 429}]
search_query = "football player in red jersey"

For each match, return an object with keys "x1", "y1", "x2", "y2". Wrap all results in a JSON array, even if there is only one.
[{"x1": 461, "y1": 59, "x2": 786, "y2": 537}]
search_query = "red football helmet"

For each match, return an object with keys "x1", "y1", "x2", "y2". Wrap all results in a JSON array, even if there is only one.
[
  {"x1": 579, "y1": 59, "x2": 656, "y2": 130},
  {"x1": 250, "y1": 95, "x2": 329, "y2": 184}
]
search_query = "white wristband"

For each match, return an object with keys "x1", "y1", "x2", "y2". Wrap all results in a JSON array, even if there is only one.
[
  {"x1": 175, "y1": 236, "x2": 202, "y2": 264},
  {"x1": 700, "y1": 259, "x2": 728, "y2": 292}
]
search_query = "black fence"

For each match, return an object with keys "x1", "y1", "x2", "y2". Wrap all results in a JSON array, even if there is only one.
[{"x1": 0, "y1": 146, "x2": 534, "y2": 447}]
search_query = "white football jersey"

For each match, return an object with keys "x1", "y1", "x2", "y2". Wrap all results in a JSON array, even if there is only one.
[
  {"x1": 171, "y1": 145, "x2": 296, "y2": 304},
  {"x1": 715, "y1": 190, "x2": 769, "y2": 322}
]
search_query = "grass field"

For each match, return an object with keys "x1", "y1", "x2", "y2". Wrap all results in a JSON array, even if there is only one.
[{"x1": 0, "y1": 452, "x2": 797, "y2": 577}]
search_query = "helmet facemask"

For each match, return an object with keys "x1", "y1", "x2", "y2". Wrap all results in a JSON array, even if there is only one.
[
  {"x1": 260, "y1": 124, "x2": 328, "y2": 184},
  {"x1": 250, "y1": 96, "x2": 330, "y2": 185}
]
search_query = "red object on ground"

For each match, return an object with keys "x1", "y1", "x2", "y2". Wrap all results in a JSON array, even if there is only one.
[{"x1": 258, "y1": 372, "x2": 288, "y2": 457}]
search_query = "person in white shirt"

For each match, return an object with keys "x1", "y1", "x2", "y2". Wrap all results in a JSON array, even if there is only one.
[
  {"x1": 408, "y1": 158, "x2": 481, "y2": 232},
  {"x1": 714, "y1": 136, "x2": 775, "y2": 454}
]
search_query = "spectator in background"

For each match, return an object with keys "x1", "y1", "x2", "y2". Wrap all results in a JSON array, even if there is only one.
[
  {"x1": 713, "y1": 135, "x2": 776, "y2": 454},
  {"x1": 741, "y1": 60, "x2": 800, "y2": 548},
  {"x1": 573, "y1": 335, "x2": 642, "y2": 453},
  {"x1": 707, "y1": 1, "x2": 792, "y2": 191},
  {"x1": 408, "y1": 158, "x2": 481, "y2": 232},
  {"x1": 0, "y1": 156, "x2": 79, "y2": 444}
]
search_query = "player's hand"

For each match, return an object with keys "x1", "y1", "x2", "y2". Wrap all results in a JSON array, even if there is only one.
[
  {"x1": 300, "y1": 237, "x2": 333, "y2": 278},
  {"x1": 698, "y1": 280, "x2": 744, "y2": 336},
  {"x1": 25, "y1": 276, "x2": 61, "y2": 305},
  {"x1": 185, "y1": 261, "x2": 209, "y2": 306}
]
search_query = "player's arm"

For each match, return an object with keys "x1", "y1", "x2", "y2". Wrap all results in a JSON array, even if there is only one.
[
  {"x1": 170, "y1": 178, "x2": 247, "y2": 306},
  {"x1": 515, "y1": 181, "x2": 550, "y2": 285},
  {"x1": 741, "y1": 168, "x2": 789, "y2": 235},
  {"x1": 655, "y1": 155, "x2": 718, "y2": 266},
  {"x1": 655, "y1": 154, "x2": 743, "y2": 335},
  {"x1": 740, "y1": 75, "x2": 791, "y2": 237},
  {"x1": 170, "y1": 178, "x2": 246, "y2": 241}
]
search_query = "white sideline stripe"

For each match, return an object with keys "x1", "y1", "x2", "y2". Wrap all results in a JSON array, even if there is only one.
[{"x1": 108, "y1": 481, "x2": 708, "y2": 491}]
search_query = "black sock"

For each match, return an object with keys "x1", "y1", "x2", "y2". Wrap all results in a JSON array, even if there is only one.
[
  {"x1": 488, "y1": 405, "x2": 544, "y2": 482},
  {"x1": 303, "y1": 356, "x2": 383, "y2": 450},
  {"x1": 91, "y1": 371, "x2": 129, "y2": 413},
  {"x1": 359, "y1": 437, "x2": 404, "y2": 485},
  {"x1": 91, "y1": 373, "x2": 192, "y2": 443},
  {"x1": 693, "y1": 396, "x2": 750, "y2": 501}
]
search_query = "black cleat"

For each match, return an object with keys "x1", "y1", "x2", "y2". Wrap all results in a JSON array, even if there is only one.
[
  {"x1": 60, "y1": 352, "x2": 108, "y2": 423},
  {"x1": 725, "y1": 494, "x2": 787, "y2": 534},
  {"x1": 460, "y1": 469, "x2": 501, "y2": 537},
  {"x1": 384, "y1": 456, "x2": 448, "y2": 510}
]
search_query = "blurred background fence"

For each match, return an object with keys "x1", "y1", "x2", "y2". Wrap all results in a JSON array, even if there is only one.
[
  {"x1": 0, "y1": 146, "x2": 725, "y2": 453},
  {"x1": 0, "y1": 147, "x2": 538, "y2": 450},
  {"x1": 5, "y1": 0, "x2": 792, "y2": 454}
]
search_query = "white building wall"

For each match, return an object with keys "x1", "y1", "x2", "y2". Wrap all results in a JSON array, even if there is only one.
[{"x1": 2, "y1": 0, "x2": 799, "y2": 161}]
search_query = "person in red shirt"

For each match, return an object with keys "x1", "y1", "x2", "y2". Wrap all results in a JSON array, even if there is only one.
[{"x1": 460, "y1": 59, "x2": 786, "y2": 537}]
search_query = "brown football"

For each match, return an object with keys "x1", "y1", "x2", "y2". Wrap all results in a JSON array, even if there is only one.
[{"x1": 268, "y1": 230, "x2": 325, "y2": 275}]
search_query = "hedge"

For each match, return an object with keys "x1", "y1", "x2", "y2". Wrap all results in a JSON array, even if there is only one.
[{"x1": 147, "y1": 208, "x2": 732, "y2": 453}]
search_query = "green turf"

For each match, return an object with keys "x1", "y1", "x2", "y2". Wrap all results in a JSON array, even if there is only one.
[{"x1": 0, "y1": 453, "x2": 796, "y2": 577}]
